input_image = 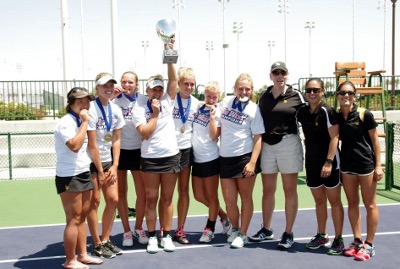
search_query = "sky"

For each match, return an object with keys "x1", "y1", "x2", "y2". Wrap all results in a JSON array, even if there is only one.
[{"x1": 0, "y1": 0, "x2": 398, "y2": 94}]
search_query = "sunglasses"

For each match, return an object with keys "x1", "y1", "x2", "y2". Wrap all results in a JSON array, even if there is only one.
[
  {"x1": 305, "y1": 87, "x2": 322, "y2": 94},
  {"x1": 336, "y1": 90, "x2": 356, "y2": 96},
  {"x1": 272, "y1": 70, "x2": 287, "y2": 76},
  {"x1": 67, "y1": 87, "x2": 89, "y2": 98}
]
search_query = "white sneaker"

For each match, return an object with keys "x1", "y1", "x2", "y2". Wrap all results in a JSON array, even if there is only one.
[
  {"x1": 122, "y1": 231, "x2": 133, "y2": 247},
  {"x1": 146, "y1": 237, "x2": 158, "y2": 254},
  {"x1": 199, "y1": 228, "x2": 215, "y2": 243},
  {"x1": 230, "y1": 233, "x2": 249, "y2": 248},
  {"x1": 133, "y1": 227, "x2": 149, "y2": 244},
  {"x1": 160, "y1": 234, "x2": 175, "y2": 252},
  {"x1": 221, "y1": 217, "x2": 232, "y2": 235},
  {"x1": 227, "y1": 228, "x2": 239, "y2": 243}
]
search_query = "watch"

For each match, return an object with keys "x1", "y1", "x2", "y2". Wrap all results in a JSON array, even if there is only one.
[{"x1": 325, "y1": 159, "x2": 333, "y2": 165}]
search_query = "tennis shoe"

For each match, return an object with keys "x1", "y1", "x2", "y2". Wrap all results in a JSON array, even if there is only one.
[
  {"x1": 122, "y1": 231, "x2": 133, "y2": 247},
  {"x1": 354, "y1": 244, "x2": 375, "y2": 261},
  {"x1": 277, "y1": 232, "x2": 294, "y2": 249},
  {"x1": 146, "y1": 237, "x2": 159, "y2": 254},
  {"x1": 249, "y1": 225, "x2": 274, "y2": 242},
  {"x1": 221, "y1": 217, "x2": 232, "y2": 235},
  {"x1": 174, "y1": 226, "x2": 190, "y2": 244},
  {"x1": 327, "y1": 236, "x2": 345, "y2": 255},
  {"x1": 161, "y1": 234, "x2": 176, "y2": 252},
  {"x1": 227, "y1": 228, "x2": 239, "y2": 243},
  {"x1": 230, "y1": 232, "x2": 249, "y2": 248},
  {"x1": 91, "y1": 243, "x2": 116, "y2": 259},
  {"x1": 199, "y1": 228, "x2": 215, "y2": 243},
  {"x1": 306, "y1": 233, "x2": 331, "y2": 249},
  {"x1": 344, "y1": 241, "x2": 363, "y2": 257},
  {"x1": 133, "y1": 227, "x2": 149, "y2": 244},
  {"x1": 103, "y1": 240, "x2": 123, "y2": 255}
]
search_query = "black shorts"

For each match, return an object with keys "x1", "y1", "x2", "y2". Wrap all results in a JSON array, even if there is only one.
[
  {"x1": 140, "y1": 152, "x2": 181, "y2": 174},
  {"x1": 55, "y1": 171, "x2": 93, "y2": 194},
  {"x1": 90, "y1": 162, "x2": 113, "y2": 174},
  {"x1": 192, "y1": 158, "x2": 220, "y2": 178},
  {"x1": 220, "y1": 153, "x2": 261, "y2": 179},
  {"x1": 179, "y1": 147, "x2": 193, "y2": 169},
  {"x1": 117, "y1": 148, "x2": 141, "y2": 171},
  {"x1": 305, "y1": 167, "x2": 341, "y2": 188}
]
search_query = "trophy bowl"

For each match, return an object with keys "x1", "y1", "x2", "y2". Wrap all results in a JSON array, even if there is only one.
[{"x1": 156, "y1": 19, "x2": 179, "y2": 64}]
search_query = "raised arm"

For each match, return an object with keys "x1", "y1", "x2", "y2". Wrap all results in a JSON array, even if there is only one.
[{"x1": 166, "y1": 39, "x2": 177, "y2": 100}]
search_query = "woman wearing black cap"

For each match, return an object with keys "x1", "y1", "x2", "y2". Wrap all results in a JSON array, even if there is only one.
[
  {"x1": 252, "y1": 62, "x2": 306, "y2": 249},
  {"x1": 54, "y1": 87, "x2": 103, "y2": 268}
]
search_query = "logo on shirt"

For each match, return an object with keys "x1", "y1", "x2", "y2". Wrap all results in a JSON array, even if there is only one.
[
  {"x1": 172, "y1": 107, "x2": 195, "y2": 122},
  {"x1": 221, "y1": 107, "x2": 248, "y2": 125},
  {"x1": 193, "y1": 112, "x2": 210, "y2": 127},
  {"x1": 122, "y1": 107, "x2": 133, "y2": 120},
  {"x1": 145, "y1": 105, "x2": 170, "y2": 122}
]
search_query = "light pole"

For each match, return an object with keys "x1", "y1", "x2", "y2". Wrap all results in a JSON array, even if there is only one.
[
  {"x1": 172, "y1": 0, "x2": 184, "y2": 66},
  {"x1": 278, "y1": 0, "x2": 289, "y2": 63},
  {"x1": 218, "y1": 0, "x2": 230, "y2": 96},
  {"x1": 206, "y1": 41, "x2": 214, "y2": 81},
  {"x1": 377, "y1": 0, "x2": 388, "y2": 71},
  {"x1": 142, "y1": 40, "x2": 149, "y2": 77},
  {"x1": 233, "y1": 22, "x2": 243, "y2": 75},
  {"x1": 268, "y1": 40, "x2": 275, "y2": 68},
  {"x1": 390, "y1": 0, "x2": 397, "y2": 107},
  {"x1": 304, "y1": 21, "x2": 315, "y2": 77}
]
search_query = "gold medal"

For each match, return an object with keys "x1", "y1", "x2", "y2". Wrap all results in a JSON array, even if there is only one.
[
  {"x1": 104, "y1": 133, "x2": 113, "y2": 142},
  {"x1": 180, "y1": 125, "x2": 185, "y2": 133}
]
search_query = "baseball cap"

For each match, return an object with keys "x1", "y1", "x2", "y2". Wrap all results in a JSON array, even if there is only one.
[
  {"x1": 67, "y1": 87, "x2": 95, "y2": 102},
  {"x1": 147, "y1": 79, "x2": 164, "y2": 89},
  {"x1": 95, "y1": 75, "x2": 117, "y2": 86},
  {"x1": 270, "y1": 61, "x2": 288, "y2": 72}
]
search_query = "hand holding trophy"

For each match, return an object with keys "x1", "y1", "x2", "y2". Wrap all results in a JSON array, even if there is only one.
[{"x1": 156, "y1": 19, "x2": 179, "y2": 64}]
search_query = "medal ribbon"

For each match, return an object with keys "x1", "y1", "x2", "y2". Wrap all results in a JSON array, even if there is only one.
[
  {"x1": 68, "y1": 111, "x2": 81, "y2": 127},
  {"x1": 231, "y1": 97, "x2": 249, "y2": 112},
  {"x1": 177, "y1": 93, "x2": 191, "y2": 124},
  {"x1": 120, "y1": 91, "x2": 138, "y2": 102},
  {"x1": 96, "y1": 97, "x2": 112, "y2": 132}
]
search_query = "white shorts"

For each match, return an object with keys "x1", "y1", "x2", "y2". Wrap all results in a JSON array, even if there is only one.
[{"x1": 260, "y1": 134, "x2": 304, "y2": 174}]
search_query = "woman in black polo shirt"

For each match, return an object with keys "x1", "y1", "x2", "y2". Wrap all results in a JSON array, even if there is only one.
[
  {"x1": 336, "y1": 81, "x2": 383, "y2": 262},
  {"x1": 296, "y1": 78, "x2": 344, "y2": 255},
  {"x1": 252, "y1": 62, "x2": 305, "y2": 249}
]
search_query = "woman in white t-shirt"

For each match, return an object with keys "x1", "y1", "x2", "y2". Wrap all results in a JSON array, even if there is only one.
[
  {"x1": 87, "y1": 73, "x2": 126, "y2": 259},
  {"x1": 191, "y1": 81, "x2": 231, "y2": 243},
  {"x1": 113, "y1": 71, "x2": 149, "y2": 247},
  {"x1": 219, "y1": 73, "x2": 265, "y2": 249},
  {"x1": 132, "y1": 59, "x2": 179, "y2": 254},
  {"x1": 55, "y1": 87, "x2": 103, "y2": 268}
]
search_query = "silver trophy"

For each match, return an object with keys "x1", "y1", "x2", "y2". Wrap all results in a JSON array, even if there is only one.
[{"x1": 156, "y1": 19, "x2": 178, "y2": 64}]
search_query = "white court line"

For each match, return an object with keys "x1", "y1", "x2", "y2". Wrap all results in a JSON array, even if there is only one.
[{"x1": 1, "y1": 231, "x2": 400, "y2": 264}]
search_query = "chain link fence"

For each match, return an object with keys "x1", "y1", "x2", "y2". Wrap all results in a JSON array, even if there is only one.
[
  {"x1": 388, "y1": 122, "x2": 400, "y2": 190},
  {"x1": 0, "y1": 132, "x2": 55, "y2": 180}
]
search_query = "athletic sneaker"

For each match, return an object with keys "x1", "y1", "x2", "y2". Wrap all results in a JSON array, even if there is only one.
[
  {"x1": 122, "y1": 231, "x2": 133, "y2": 247},
  {"x1": 230, "y1": 232, "x2": 249, "y2": 249},
  {"x1": 277, "y1": 232, "x2": 294, "y2": 249},
  {"x1": 327, "y1": 236, "x2": 345, "y2": 255},
  {"x1": 220, "y1": 217, "x2": 232, "y2": 235},
  {"x1": 161, "y1": 234, "x2": 176, "y2": 252},
  {"x1": 103, "y1": 240, "x2": 123, "y2": 255},
  {"x1": 354, "y1": 244, "x2": 375, "y2": 261},
  {"x1": 147, "y1": 237, "x2": 159, "y2": 254},
  {"x1": 249, "y1": 225, "x2": 274, "y2": 242},
  {"x1": 91, "y1": 243, "x2": 116, "y2": 259},
  {"x1": 306, "y1": 233, "x2": 331, "y2": 249},
  {"x1": 199, "y1": 228, "x2": 215, "y2": 243},
  {"x1": 227, "y1": 228, "x2": 239, "y2": 243},
  {"x1": 344, "y1": 241, "x2": 363, "y2": 257},
  {"x1": 133, "y1": 227, "x2": 149, "y2": 245},
  {"x1": 174, "y1": 226, "x2": 190, "y2": 244}
]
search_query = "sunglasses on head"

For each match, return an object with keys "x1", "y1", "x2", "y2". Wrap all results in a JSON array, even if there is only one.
[
  {"x1": 67, "y1": 87, "x2": 89, "y2": 97},
  {"x1": 305, "y1": 87, "x2": 322, "y2": 94},
  {"x1": 336, "y1": 90, "x2": 356, "y2": 96},
  {"x1": 272, "y1": 70, "x2": 287, "y2": 76}
]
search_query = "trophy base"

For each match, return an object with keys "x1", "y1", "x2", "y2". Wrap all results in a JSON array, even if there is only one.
[{"x1": 162, "y1": 50, "x2": 179, "y2": 64}]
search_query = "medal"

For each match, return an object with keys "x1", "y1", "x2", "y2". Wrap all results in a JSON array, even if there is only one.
[
  {"x1": 177, "y1": 93, "x2": 191, "y2": 131},
  {"x1": 180, "y1": 125, "x2": 186, "y2": 133},
  {"x1": 104, "y1": 133, "x2": 113, "y2": 142}
]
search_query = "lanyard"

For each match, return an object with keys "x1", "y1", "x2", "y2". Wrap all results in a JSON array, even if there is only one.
[
  {"x1": 95, "y1": 98, "x2": 112, "y2": 132},
  {"x1": 177, "y1": 92, "x2": 191, "y2": 124},
  {"x1": 231, "y1": 97, "x2": 249, "y2": 112},
  {"x1": 68, "y1": 111, "x2": 81, "y2": 127},
  {"x1": 121, "y1": 91, "x2": 138, "y2": 102}
]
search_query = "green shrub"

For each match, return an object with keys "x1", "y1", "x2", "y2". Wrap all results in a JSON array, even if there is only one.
[{"x1": 0, "y1": 101, "x2": 47, "y2": 120}]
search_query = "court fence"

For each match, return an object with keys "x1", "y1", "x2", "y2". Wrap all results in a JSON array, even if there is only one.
[{"x1": 1, "y1": 123, "x2": 400, "y2": 195}]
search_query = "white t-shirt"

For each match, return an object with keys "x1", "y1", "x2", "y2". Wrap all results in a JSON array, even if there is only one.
[
  {"x1": 172, "y1": 94, "x2": 200, "y2": 149},
  {"x1": 88, "y1": 99, "x2": 126, "y2": 162},
  {"x1": 218, "y1": 95, "x2": 265, "y2": 157},
  {"x1": 132, "y1": 94, "x2": 179, "y2": 158},
  {"x1": 191, "y1": 104, "x2": 220, "y2": 163},
  {"x1": 113, "y1": 92, "x2": 144, "y2": 150},
  {"x1": 54, "y1": 113, "x2": 91, "y2": 176}
]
